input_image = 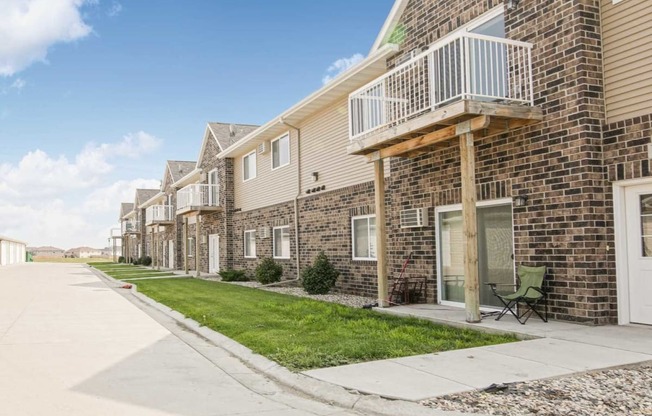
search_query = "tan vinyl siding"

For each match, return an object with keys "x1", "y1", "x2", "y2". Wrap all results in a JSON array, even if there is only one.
[
  {"x1": 234, "y1": 131, "x2": 299, "y2": 212},
  {"x1": 602, "y1": 0, "x2": 652, "y2": 123},
  {"x1": 300, "y1": 98, "x2": 388, "y2": 195}
]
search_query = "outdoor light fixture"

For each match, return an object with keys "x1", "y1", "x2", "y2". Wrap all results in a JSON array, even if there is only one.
[
  {"x1": 312, "y1": 172, "x2": 319, "y2": 182},
  {"x1": 513, "y1": 195, "x2": 528, "y2": 207},
  {"x1": 506, "y1": 0, "x2": 520, "y2": 10}
]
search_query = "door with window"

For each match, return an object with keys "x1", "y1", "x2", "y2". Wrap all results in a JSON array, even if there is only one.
[
  {"x1": 208, "y1": 234, "x2": 220, "y2": 274},
  {"x1": 625, "y1": 184, "x2": 652, "y2": 325},
  {"x1": 438, "y1": 202, "x2": 514, "y2": 307},
  {"x1": 208, "y1": 170, "x2": 218, "y2": 206}
]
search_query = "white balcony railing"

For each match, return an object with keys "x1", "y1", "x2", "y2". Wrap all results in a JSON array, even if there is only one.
[
  {"x1": 122, "y1": 219, "x2": 140, "y2": 234},
  {"x1": 146, "y1": 205, "x2": 174, "y2": 224},
  {"x1": 349, "y1": 32, "x2": 534, "y2": 140},
  {"x1": 177, "y1": 184, "x2": 219, "y2": 212}
]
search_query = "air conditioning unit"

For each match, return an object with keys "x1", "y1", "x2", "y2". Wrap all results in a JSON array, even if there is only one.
[
  {"x1": 400, "y1": 208, "x2": 429, "y2": 228},
  {"x1": 258, "y1": 141, "x2": 269, "y2": 155},
  {"x1": 258, "y1": 227, "x2": 270, "y2": 239}
]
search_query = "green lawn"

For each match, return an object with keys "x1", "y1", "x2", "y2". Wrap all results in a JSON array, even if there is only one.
[
  {"x1": 135, "y1": 278, "x2": 517, "y2": 371},
  {"x1": 91, "y1": 264, "x2": 181, "y2": 280}
]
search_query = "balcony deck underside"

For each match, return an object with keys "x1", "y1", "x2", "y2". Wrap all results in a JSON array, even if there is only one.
[
  {"x1": 177, "y1": 206, "x2": 222, "y2": 216},
  {"x1": 347, "y1": 100, "x2": 543, "y2": 160},
  {"x1": 146, "y1": 220, "x2": 174, "y2": 227}
]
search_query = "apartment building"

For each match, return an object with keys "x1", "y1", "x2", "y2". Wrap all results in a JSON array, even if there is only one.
[{"x1": 116, "y1": 0, "x2": 652, "y2": 326}]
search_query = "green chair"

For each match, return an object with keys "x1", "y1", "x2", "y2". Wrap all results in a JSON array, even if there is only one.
[{"x1": 487, "y1": 265, "x2": 548, "y2": 324}]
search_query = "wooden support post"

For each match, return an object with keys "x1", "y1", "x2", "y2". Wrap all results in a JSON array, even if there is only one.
[
  {"x1": 184, "y1": 217, "x2": 189, "y2": 275},
  {"x1": 374, "y1": 159, "x2": 389, "y2": 307},
  {"x1": 195, "y1": 215, "x2": 201, "y2": 278},
  {"x1": 155, "y1": 227, "x2": 160, "y2": 270},
  {"x1": 460, "y1": 132, "x2": 481, "y2": 323}
]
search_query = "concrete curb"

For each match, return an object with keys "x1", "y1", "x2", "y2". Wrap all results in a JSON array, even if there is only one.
[{"x1": 88, "y1": 266, "x2": 476, "y2": 416}]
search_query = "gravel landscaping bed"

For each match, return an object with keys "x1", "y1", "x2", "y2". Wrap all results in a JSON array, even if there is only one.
[
  {"x1": 422, "y1": 364, "x2": 652, "y2": 416},
  {"x1": 219, "y1": 280, "x2": 377, "y2": 308}
]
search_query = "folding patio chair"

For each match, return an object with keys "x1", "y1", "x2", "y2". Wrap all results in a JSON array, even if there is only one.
[{"x1": 487, "y1": 265, "x2": 548, "y2": 324}]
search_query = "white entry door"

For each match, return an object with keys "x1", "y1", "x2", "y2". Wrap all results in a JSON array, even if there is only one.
[
  {"x1": 208, "y1": 234, "x2": 220, "y2": 274},
  {"x1": 168, "y1": 241, "x2": 174, "y2": 269},
  {"x1": 625, "y1": 185, "x2": 652, "y2": 325}
]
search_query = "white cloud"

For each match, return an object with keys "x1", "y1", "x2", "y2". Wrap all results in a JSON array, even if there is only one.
[
  {"x1": 322, "y1": 53, "x2": 364, "y2": 85},
  {"x1": 0, "y1": 132, "x2": 163, "y2": 248},
  {"x1": 10, "y1": 77, "x2": 26, "y2": 91},
  {"x1": 0, "y1": 0, "x2": 93, "y2": 76},
  {"x1": 107, "y1": 2, "x2": 122, "y2": 17},
  {"x1": 0, "y1": 132, "x2": 162, "y2": 201},
  {"x1": 83, "y1": 178, "x2": 160, "y2": 213}
]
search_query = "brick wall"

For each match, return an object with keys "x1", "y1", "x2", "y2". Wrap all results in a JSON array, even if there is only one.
[{"x1": 383, "y1": 0, "x2": 612, "y2": 323}]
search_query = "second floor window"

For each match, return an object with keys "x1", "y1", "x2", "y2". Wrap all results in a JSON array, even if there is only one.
[
  {"x1": 272, "y1": 134, "x2": 290, "y2": 169},
  {"x1": 243, "y1": 151, "x2": 256, "y2": 181}
]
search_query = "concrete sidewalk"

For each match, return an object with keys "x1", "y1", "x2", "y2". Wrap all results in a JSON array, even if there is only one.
[{"x1": 304, "y1": 304, "x2": 652, "y2": 401}]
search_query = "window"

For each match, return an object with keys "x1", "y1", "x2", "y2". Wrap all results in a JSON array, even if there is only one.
[
  {"x1": 272, "y1": 134, "x2": 290, "y2": 169},
  {"x1": 243, "y1": 151, "x2": 256, "y2": 181},
  {"x1": 244, "y1": 230, "x2": 256, "y2": 258},
  {"x1": 273, "y1": 226, "x2": 290, "y2": 259},
  {"x1": 208, "y1": 169, "x2": 219, "y2": 205},
  {"x1": 352, "y1": 215, "x2": 376, "y2": 260},
  {"x1": 187, "y1": 237, "x2": 195, "y2": 257}
]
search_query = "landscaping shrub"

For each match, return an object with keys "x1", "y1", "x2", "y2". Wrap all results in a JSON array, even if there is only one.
[
  {"x1": 132, "y1": 257, "x2": 141, "y2": 265},
  {"x1": 118, "y1": 256, "x2": 125, "y2": 263},
  {"x1": 255, "y1": 257, "x2": 283, "y2": 284},
  {"x1": 301, "y1": 251, "x2": 340, "y2": 294},
  {"x1": 219, "y1": 269, "x2": 249, "y2": 282},
  {"x1": 141, "y1": 256, "x2": 152, "y2": 266}
]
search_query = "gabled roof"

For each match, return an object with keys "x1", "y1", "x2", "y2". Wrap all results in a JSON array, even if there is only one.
[
  {"x1": 197, "y1": 123, "x2": 259, "y2": 166},
  {"x1": 370, "y1": 0, "x2": 410, "y2": 53},
  {"x1": 120, "y1": 203, "x2": 134, "y2": 219},
  {"x1": 134, "y1": 189, "x2": 160, "y2": 207},
  {"x1": 167, "y1": 160, "x2": 197, "y2": 184},
  {"x1": 209, "y1": 123, "x2": 259, "y2": 151}
]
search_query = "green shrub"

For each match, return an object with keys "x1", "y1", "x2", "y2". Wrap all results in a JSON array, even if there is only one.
[
  {"x1": 255, "y1": 257, "x2": 283, "y2": 285},
  {"x1": 141, "y1": 256, "x2": 152, "y2": 266},
  {"x1": 118, "y1": 256, "x2": 125, "y2": 263},
  {"x1": 132, "y1": 257, "x2": 141, "y2": 265},
  {"x1": 219, "y1": 269, "x2": 249, "y2": 282},
  {"x1": 301, "y1": 251, "x2": 340, "y2": 294}
]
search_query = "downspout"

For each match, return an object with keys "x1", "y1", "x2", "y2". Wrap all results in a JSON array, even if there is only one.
[{"x1": 262, "y1": 118, "x2": 302, "y2": 288}]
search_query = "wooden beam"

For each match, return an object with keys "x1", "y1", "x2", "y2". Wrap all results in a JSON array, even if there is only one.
[
  {"x1": 366, "y1": 116, "x2": 490, "y2": 162},
  {"x1": 195, "y1": 215, "x2": 201, "y2": 278},
  {"x1": 184, "y1": 217, "x2": 189, "y2": 275},
  {"x1": 374, "y1": 159, "x2": 388, "y2": 307},
  {"x1": 460, "y1": 132, "x2": 481, "y2": 323}
]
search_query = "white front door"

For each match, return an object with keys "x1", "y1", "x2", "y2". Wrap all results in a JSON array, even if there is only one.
[
  {"x1": 168, "y1": 241, "x2": 174, "y2": 269},
  {"x1": 625, "y1": 184, "x2": 652, "y2": 325},
  {"x1": 208, "y1": 234, "x2": 220, "y2": 274}
]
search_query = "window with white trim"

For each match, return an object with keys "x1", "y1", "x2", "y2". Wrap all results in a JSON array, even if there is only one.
[
  {"x1": 243, "y1": 151, "x2": 256, "y2": 181},
  {"x1": 273, "y1": 226, "x2": 290, "y2": 259},
  {"x1": 272, "y1": 134, "x2": 290, "y2": 170},
  {"x1": 244, "y1": 230, "x2": 256, "y2": 258},
  {"x1": 352, "y1": 215, "x2": 376, "y2": 260}
]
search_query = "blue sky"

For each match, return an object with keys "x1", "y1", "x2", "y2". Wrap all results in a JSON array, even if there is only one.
[{"x1": 0, "y1": 0, "x2": 394, "y2": 249}]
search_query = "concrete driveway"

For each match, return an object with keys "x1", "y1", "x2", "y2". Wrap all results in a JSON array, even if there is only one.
[{"x1": 0, "y1": 263, "x2": 361, "y2": 416}]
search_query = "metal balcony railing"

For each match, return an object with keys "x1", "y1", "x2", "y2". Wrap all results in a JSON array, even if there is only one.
[
  {"x1": 349, "y1": 32, "x2": 534, "y2": 140},
  {"x1": 146, "y1": 205, "x2": 174, "y2": 224},
  {"x1": 177, "y1": 184, "x2": 219, "y2": 212},
  {"x1": 122, "y1": 220, "x2": 140, "y2": 234}
]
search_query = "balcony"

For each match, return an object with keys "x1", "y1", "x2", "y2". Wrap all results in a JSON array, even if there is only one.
[
  {"x1": 146, "y1": 205, "x2": 175, "y2": 226},
  {"x1": 122, "y1": 220, "x2": 140, "y2": 235},
  {"x1": 176, "y1": 184, "x2": 220, "y2": 215},
  {"x1": 347, "y1": 32, "x2": 543, "y2": 157}
]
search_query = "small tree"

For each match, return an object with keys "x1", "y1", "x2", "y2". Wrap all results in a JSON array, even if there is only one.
[
  {"x1": 302, "y1": 251, "x2": 340, "y2": 295},
  {"x1": 255, "y1": 257, "x2": 283, "y2": 284}
]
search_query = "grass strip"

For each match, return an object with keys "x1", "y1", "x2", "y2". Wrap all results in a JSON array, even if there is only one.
[{"x1": 135, "y1": 278, "x2": 517, "y2": 371}]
